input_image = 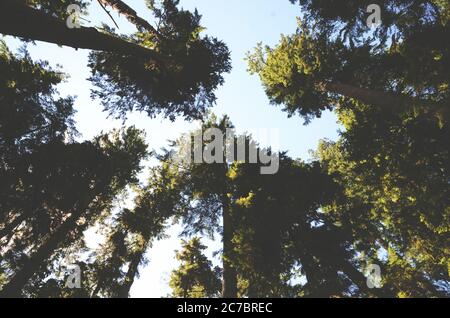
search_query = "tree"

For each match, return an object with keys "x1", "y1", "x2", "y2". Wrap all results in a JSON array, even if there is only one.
[
  {"x1": 163, "y1": 115, "x2": 238, "y2": 297},
  {"x1": 159, "y1": 115, "x2": 283, "y2": 297},
  {"x1": 0, "y1": 126, "x2": 148, "y2": 297},
  {"x1": 0, "y1": 0, "x2": 231, "y2": 295},
  {"x1": 90, "y1": 162, "x2": 186, "y2": 298},
  {"x1": 229, "y1": 157, "x2": 383, "y2": 297},
  {"x1": 0, "y1": 40, "x2": 76, "y2": 240},
  {"x1": 0, "y1": 47, "x2": 149, "y2": 295},
  {"x1": 1, "y1": 0, "x2": 448, "y2": 299},
  {"x1": 5, "y1": 161, "x2": 183, "y2": 298},
  {"x1": 248, "y1": 1, "x2": 448, "y2": 123},
  {"x1": 289, "y1": 0, "x2": 449, "y2": 46},
  {"x1": 170, "y1": 237, "x2": 221, "y2": 298},
  {"x1": 245, "y1": 0, "x2": 449, "y2": 297},
  {"x1": 316, "y1": 112, "x2": 449, "y2": 297},
  {"x1": 0, "y1": 0, "x2": 231, "y2": 120},
  {"x1": 0, "y1": 42, "x2": 86, "y2": 296},
  {"x1": 0, "y1": 0, "x2": 231, "y2": 297},
  {"x1": 159, "y1": 116, "x2": 383, "y2": 298}
]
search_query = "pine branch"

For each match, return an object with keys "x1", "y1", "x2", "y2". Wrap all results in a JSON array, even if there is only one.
[{"x1": 98, "y1": 0, "x2": 161, "y2": 39}]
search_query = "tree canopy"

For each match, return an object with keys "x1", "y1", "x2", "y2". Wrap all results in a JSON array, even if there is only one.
[
  {"x1": 0, "y1": 0, "x2": 448, "y2": 298},
  {"x1": 170, "y1": 237, "x2": 221, "y2": 298},
  {"x1": 0, "y1": 0, "x2": 231, "y2": 120}
]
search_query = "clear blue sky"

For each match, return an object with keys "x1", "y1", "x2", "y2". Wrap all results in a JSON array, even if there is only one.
[{"x1": 3, "y1": 0, "x2": 340, "y2": 297}]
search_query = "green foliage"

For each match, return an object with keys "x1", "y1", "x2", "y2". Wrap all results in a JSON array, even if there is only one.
[
  {"x1": 170, "y1": 238, "x2": 221, "y2": 298},
  {"x1": 89, "y1": 163, "x2": 185, "y2": 298},
  {"x1": 0, "y1": 40, "x2": 76, "y2": 151},
  {"x1": 249, "y1": 2, "x2": 448, "y2": 122},
  {"x1": 1, "y1": 1, "x2": 448, "y2": 299},
  {"x1": 290, "y1": 0, "x2": 449, "y2": 45},
  {"x1": 26, "y1": 0, "x2": 89, "y2": 18},
  {"x1": 316, "y1": 104, "x2": 449, "y2": 296},
  {"x1": 89, "y1": 0, "x2": 231, "y2": 121},
  {"x1": 244, "y1": 1, "x2": 449, "y2": 296},
  {"x1": 159, "y1": 116, "x2": 370, "y2": 297},
  {"x1": 230, "y1": 158, "x2": 357, "y2": 297},
  {"x1": 247, "y1": 22, "x2": 342, "y2": 121},
  {"x1": 0, "y1": 43, "x2": 149, "y2": 296}
]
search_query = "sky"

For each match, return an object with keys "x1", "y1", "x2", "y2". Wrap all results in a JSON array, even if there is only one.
[{"x1": 3, "y1": 0, "x2": 341, "y2": 297}]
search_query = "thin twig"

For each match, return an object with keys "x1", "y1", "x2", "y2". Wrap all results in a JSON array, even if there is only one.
[{"x1": 97, "y1": 0, "x2": 120, "y2": 29}]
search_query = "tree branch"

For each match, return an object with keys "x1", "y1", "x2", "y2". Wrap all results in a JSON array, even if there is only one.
[
  {"x1": 0, "y1": 0, "x2": 164, "y2": 67},
  {"x1": 98, "y1": 0, "x2": 161, "y2": 39},
  {"x1": 97, "y1": 0, "x2": 120, "y2": 29},
  {"x1": 322, "y1": 82, "x2": 448, "y2": 122}
]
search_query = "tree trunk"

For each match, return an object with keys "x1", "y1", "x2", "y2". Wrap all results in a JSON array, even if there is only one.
[
  {"x1": 0, "y1": 213, "x2": 26, "y2": 241},
  {"x1": 0, "y1": 194, "x2": 95, "y2": 297},
  {"x1": 117, "y1": 250, "x2": 144, "y2": 298},
  {"x1": 0, "y1": 201, "x2": 41, "y2": 242},
  {"x1": 0, "y1": 0, "x2": 163, "y2": 65},
  {"x1": 221, "y1": 194, "x2": 237, "y2": 298},
  {"x1": 323, "y1": 82, "x2": 448, "y2": 120},
  {"x1": 246, "y1": 283, "x2": 257, "y2": 298},
  {"x1": 336, "y1": 258, "x2": 389, "y2": 297},
  {"x1": 116, "y1": 214, "x2": 167, "y2": 298},
  {"x1": 296, "y1": 248, "x2": 330, "y2": 297},
  {"x1": 98, "y1": 0, "x2": 161, "y2": 38},
  {"x1": 91, "y1": 280, "x2": 103, "y2": 298},
  {"x1": 324, "y1": 82, "x2": 403, "y2": 111},
  {"x1": 300, "y1": 226, "x2": 387, "y2": 297}
]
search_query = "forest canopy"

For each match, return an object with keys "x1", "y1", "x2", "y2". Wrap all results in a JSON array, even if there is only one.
[{"x1": 0, "y1": 0, "x2": 448, "y2": 298}]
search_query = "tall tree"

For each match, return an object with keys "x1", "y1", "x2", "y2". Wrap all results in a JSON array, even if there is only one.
[
  {"x1": 169, "y1": 237, "x2": 221, "y2": 298},
  {"x1": 229, "y1": 157, "x2": 383, "y2": 297},
  {"x1": 245, "y1": 0, "x2": 449, "y2": 297},
  {"x1": 0, "y1": 0, "x2": 231, "y2": 120},
  {"x1": 0, "y1": 0, "x2": 232, "y2": 296},
  {"x1": 89, "y1": 162, "x2": 186, "y2": 298},
  {"x1": 160, "y1": 115, "x2": 280, "y2": 297},
  {"x1": 0, "y1": 49, "x2": 150, "y2": 294},
  {"x1": 159, "y1": 116, "x2": 381, "y2": 297},
  {"x1": 0, "y1": 126, "x2": 148, "y2": 297},
  {"x1": 166, "y1": 115, "x2": 238, "y2": 297},
  {"x1": 248, "y1": 0, "x2": 448, "y2": 122},
  {"x1": 0, "y1": 40, "x2": 77, "y2": 240}
]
